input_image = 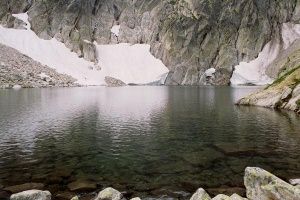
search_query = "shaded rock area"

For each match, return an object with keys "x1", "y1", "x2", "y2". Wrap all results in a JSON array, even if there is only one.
[
  {"x1": 4, "y1": 167, "x2": 300, "y2": 200},
  {"x1": 0, "y1": 43, "x2": 78, "y2": 89},
  {"x1": 105, "y1": 76, "x2": 127, "y2": 87},
  {"x1": 1, "y1": 0, "x2": 300, "y2": 85}
]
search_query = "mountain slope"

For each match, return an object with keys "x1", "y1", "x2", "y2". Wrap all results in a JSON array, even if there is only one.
[{"x1": 1, "y1": 0, "x2": 300, "y2": 85}]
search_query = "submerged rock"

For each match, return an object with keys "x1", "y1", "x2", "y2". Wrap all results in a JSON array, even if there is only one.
[
  {"x1": 4, "y1": 183, "x2": 44, "y2": 194},
  {"x1": 10, "y1": 190, "x2": 51, "y2": 200},
  {"x1": 95, "y1": 187, "x2": 123, "y2": 200},
  {"x1": 67, "y1": 180, "x2": 97, "y2": 192},
  {"x1": 244, "y1": 167, "x2": 300, "y2": 200},
  {"x1": 105, "y1": 76, "x2": 126, "y2": 87}
]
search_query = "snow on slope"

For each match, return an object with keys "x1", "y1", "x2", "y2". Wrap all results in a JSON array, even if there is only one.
[
  {"x1": 231, "y1": 22, "x2": 300, "y2": 86},
  {"x1": 230, "y1": 42, "x2": 280, "y2": 86},
  {"x1": 96, "y1": 43, "x2": 169, "y2": 84},
  {"x1": 0, "y1": 13, "x2": 169, "y2": 86}
]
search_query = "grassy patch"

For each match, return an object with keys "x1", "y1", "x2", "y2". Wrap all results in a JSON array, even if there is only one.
[{"x1": 266, "y1": 65, "x2": 300, "y2": 89}]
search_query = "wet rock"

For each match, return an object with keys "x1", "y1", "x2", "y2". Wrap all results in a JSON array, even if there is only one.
[
  {"x1": 95, "y1": 187, "x2": 123, "y2": 200},
  {"x1": 105, "y1": 76, "x2": 126, "y2": 87},
  {"x1": 244, "y1": 167, "x2": 300, "y2": 200},
  {"x1": 55, "y1": 191, "x2": 76, "y2": 200},
  {"x1": 4, "y1": 183, "x2": 44, "y2": 194},
  {"x1": 190, "y1": 188, "x2": 211, "y2": 200},
  {"x1": 10, "y1": 190, "x2": 51, "y2": 200},
  {"x1": 67, "y1": 180, "x2": 97, "y2": 192},
  {"x1": 0, "y1": 190, "x2": 10, "y2": 200}
]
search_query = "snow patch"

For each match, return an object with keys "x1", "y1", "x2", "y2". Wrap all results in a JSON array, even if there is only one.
[
  {"x1": 12, "y1": 13, "x2": 30, "y2": 29},
  {"x1": 95, "y1": 43, "x2": 169, "y2": 84},
  {"x1": 205, "y1": 68, "x2": 216, "y2": 77},
  {"x1": 0, "y1": 13, "x2": 169, "y2": 86},
  {"x1": 230, "y1": 22, "x2": 300, "y2": 86},
  {"x1": 111, "y1": 25, "x2": 121, "y2": 37},
  {"x1": 230, "y1": 42, "x2": 280, "y2": 86}
]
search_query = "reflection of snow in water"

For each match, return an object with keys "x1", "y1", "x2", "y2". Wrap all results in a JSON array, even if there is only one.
[{"x1": 0, "y1": 87, "x2": 169, "y2": 152}]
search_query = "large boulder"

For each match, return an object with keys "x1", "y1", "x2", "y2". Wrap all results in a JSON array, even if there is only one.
[
  {"x1": 95, "y1": 187, "x2": 123, "y2": 200},
  {"x1": 10, "y1": 190, "x2": 51, "y2": 200},
  {"x1": 244, "y1": 167, "x2": 300, "y2": 200}
]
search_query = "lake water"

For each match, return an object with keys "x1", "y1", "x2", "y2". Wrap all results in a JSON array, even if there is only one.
[{"x1": 0, "y1": 86, "x2": 299, "y2": 198}]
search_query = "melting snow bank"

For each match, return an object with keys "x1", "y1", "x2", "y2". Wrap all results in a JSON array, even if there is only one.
[
  {"x1": 231, "y1": 22, "x2": 300, "y2": 86},
  {"x1": 0, "y1": 13, "x2": 169, "y2": 86},
  {"x1": 230, "y1": 42, "x2": 279, "y2": 86},
  {"x1": 95, "y1": 43, "x2": 169, "y2": 84}
]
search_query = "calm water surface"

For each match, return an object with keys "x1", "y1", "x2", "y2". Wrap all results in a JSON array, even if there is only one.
[{"x1": 0, "y1": 86, "x2": 299, "y2": 198}]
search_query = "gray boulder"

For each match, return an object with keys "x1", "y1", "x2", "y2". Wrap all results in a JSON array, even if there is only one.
[
  {"x1": 190, "y1": 188, "x2": 211, "y2": 200},
  {"x1": 244, "y1": 167, "x2": 300, "y2": 200},
  {"x1": 10, "y1": 190, "x2": 51, "y2": 200},
  {"x1": 95, "y1": 187, "x2": 123, "y2": 200}
]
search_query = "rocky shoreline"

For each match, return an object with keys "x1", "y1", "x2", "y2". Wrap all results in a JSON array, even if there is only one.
[
  {"x1": 0, "y1": 43, "x2": 79, "y2": 89},
  {"x1": 1, "y1": 167, "x2": 299, "y2": 200}
]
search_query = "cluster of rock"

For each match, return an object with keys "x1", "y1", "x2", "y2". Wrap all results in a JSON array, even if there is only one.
[
  {"x1": 4, "y1": 167, "x2": 300, "y2": 200},
  {"x1": 1, "y1": 0, "x2": 300, "y2": 85},
  {"x1": 0, "y1": 43, "x2": 78, "y2": 89}
]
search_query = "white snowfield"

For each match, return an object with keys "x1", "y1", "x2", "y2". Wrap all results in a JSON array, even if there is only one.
[
  {"x1": 231, "y1": 22, "x2": 300, "y2": 86},
  {"x1": 0, "y1": 13, "x2": 169, "y2": 86}
]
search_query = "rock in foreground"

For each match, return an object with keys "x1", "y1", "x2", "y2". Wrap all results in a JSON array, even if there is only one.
[
  {"x1": 244, "y1": 167, "x2": 300, "y2": 200},
  {"x1": 95, "y1": 187, "x2": 124, "y2": 200},
  {"x1": 10, "y1": 190, "x2": 51, "y2": 200},
  {"x1": 190, "y1": 167, "x2": 300, "y2": 200}
]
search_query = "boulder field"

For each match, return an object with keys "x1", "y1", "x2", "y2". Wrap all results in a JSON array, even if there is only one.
[{"x1": 6, "y1": 167, "x2": 300, "y2": 200}]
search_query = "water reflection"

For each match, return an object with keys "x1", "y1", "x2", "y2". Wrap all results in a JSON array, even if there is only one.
[{"x1": 0, "y1": 86, "x2": 299, "y2": 198}]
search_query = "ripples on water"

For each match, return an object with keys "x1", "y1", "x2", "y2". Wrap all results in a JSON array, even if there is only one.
[{"x1": 0, "y1": 86, "x2": 299, "y2": 197}]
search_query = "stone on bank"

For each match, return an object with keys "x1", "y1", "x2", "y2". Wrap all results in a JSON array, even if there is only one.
[
  {"x1": 10, "y1": 190, "x2": 51, "y2": 200},
  {"x1": 95, "y1": 187, "x2": 124, "y2": 200}
]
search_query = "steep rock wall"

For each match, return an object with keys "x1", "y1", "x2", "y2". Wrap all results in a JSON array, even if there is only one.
[{"x1": 1, "y1": 0, "x2": 300, "y2": 85}]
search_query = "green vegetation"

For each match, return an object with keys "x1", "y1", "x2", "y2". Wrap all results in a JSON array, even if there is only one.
[{"x1": 266, "y1": 65, "x2": 300, "y2": 89}]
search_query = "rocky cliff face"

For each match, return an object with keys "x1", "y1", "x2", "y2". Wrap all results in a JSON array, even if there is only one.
[{"x1": 1, "y1": 0, "x2": 300, "y2": 85}]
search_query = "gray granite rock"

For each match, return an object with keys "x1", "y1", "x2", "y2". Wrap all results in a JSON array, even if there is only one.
[{"x1": 10, "y1": 190, "x2": 51, "y2": 200}]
